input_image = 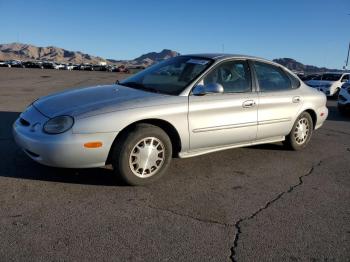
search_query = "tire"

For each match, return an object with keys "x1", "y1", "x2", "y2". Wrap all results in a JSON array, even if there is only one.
[
  {"x1": 283, "y1": 112, "x2": 313, "y2": 150},
  {"x1": 111, "y1": 124, "x2": 172, "y2": 186}
]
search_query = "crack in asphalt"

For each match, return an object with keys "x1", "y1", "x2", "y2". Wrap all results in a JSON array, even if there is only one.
[
  {"x1": 229, "y1": 160, "x2": 323, "y2": 262},
  {"x1": 145, "y1": 204, "x2": 233, "y2": 227}
]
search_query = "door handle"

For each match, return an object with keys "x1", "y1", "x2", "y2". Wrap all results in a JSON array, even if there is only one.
[
  {"x1": 292, "y1": 96, "x2": 301, "y2": 103},
  {"x1": 242, "y1": 100, "x2": 256, "y2": 108}
]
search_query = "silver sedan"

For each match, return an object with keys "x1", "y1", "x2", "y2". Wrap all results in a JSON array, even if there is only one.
[{"x1": 13, "y1": 54, "x2": 328, "y2": 185}]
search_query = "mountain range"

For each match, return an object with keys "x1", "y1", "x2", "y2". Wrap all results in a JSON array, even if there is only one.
[
  {"x1": 272, "y1": 58, "x2": 340, "y2": 74},
  {"x1": 0, "y1": 43, "x2": 180, "y2": 66},
  {"x1": 0, "y1": 42, "x2": 339, "y2": 73}
]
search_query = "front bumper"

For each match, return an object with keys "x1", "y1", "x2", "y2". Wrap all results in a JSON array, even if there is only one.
[{"x1": 13, "y1": 106, "x2": 118, "y2": 168}]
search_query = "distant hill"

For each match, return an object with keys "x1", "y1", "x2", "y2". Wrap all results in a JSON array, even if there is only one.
[
  {"x1": 273, "y1": 58, "x2": 340, "y2": 74},
  {"x1": 0, "y1": 43, "x2": 340, "y2": 73},
  {"x1": 0, "y1": 43, "x2": 179, "y2": 66},
  {"x1": 0, "y1": 43, "x2": 106, "y2": 64},
  {"x1": 133, "y1": 49, "x2": 180, "y2": 65}
]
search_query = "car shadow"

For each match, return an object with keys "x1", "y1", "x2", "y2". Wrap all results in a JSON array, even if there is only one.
[
  {"x1": 0, "y1": 111, "x2": 127, "y2": 186},
  {"x1": 248, "y1": 142, "x2": 286, "y2": 151}
]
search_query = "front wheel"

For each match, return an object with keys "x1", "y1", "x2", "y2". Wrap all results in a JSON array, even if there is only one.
[
  {"x1": 284, "y1": 112, "x2": 313, "y2": 150},
  {"x1": 112, "y1": 124, "x2": 172, "y2": 186}
]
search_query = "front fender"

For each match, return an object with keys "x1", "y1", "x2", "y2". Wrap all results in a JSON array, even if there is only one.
[{"x1": 72, "y1": 102, "x2": 190, "y2": 151}]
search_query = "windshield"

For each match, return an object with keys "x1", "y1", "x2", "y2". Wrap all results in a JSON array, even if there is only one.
[
  {"x1": 119, "y1": 56, "x2": 213, "y2": 95},
  {"x1": 321, "y1": 73, "x2": 342, "y2": 81}
]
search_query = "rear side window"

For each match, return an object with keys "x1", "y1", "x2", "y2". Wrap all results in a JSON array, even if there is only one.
[{"x1": 253, "y1": 62, "x2": 292, "y2": 92}]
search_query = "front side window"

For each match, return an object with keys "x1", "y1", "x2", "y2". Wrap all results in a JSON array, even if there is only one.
[
  {"x1": 202, "y1": 60, "x2": 252, "y2": 93},
  {"x1": 253, "y1": 62, "x2": 292, "y2": 92},
  {"x1": 119, "y1": 56, "x2": 213, "y2": 95}
]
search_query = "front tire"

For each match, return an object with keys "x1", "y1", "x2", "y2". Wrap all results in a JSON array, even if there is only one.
[
  {"x1": 284, "y1": 112, "x2": 313, "y2": 150},
  {"x1": 112, "y1": 124, "x2": 172, "y2": 186}
]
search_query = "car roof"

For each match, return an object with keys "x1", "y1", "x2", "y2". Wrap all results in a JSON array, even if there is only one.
[{"x1": 185, "y1": 53, "x2": 267, "y2": 61}]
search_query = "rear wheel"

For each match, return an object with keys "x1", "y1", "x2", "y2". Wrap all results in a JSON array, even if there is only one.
[
  {"x1": 284, "y1": 112, "x2": 313, "y2": 150},
  {"x1": 112, "y1": 124, "x2": 172, "y2": 186}
]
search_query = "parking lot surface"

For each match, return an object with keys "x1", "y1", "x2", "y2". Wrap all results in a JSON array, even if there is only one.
[{"x1": 0, "y1": 68, "x2": 349, "y2": 261}]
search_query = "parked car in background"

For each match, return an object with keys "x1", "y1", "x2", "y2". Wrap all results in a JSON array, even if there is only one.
[
  {"x1": 116, "y1": 65, "x2": 130, "y2": 73},
  {"x1": 338, "y1": 81, "x2": 350, "y2": 115},
  {"x1": 82, "y1": 64, "x2": 94, "y2": 71},
  {"x1": 13, "y1": 54, "x2": 328, "y2": 185},
  {"x1": 92, "y1": 65, "x2": 108, "y2": 71},
  {"x1": 4, "y1": 60, "x2": 24, "y2": 68},
  {"x1": 54, "y1": 63, "x2": 66, "y2": 70},
  {"x1": 42, "y1": 62, "x2": 56, "y2": 69},
  {"x1": 0, "y1": 60, "x2": 8, "y2": 67},
  {"x1": 305, "y1": 72, "x2": 350, "y2": 97},
  {"x1": 22, "y1": 61, "x2": 43, "y2": 69},
  {"x1": 72, "y1": 64, "x2": 83, "y2": 70},
  {"x1": 65, "y1": 63, "x2": 79, "y2": 70}
]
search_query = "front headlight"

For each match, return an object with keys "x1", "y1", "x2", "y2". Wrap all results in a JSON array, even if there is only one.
[{"x1": 43, "y1": 116, "x2": 74, "y2": 134}]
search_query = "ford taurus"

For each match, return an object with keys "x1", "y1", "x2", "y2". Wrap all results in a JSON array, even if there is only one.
[{"x1": 13, "y1": 54, "x2": 328, "y2": 185}]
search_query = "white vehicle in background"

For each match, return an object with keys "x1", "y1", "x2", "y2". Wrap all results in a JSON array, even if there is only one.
[
  {"x1": 338, "y1": 81, "x2": 350, "y2": 115},
  {"x1": 306, "y1": 72, "x2": 350, "y2": 97},
  {"x1": 54, "y1": 63, "x2": 66, "y2": 70},
  {"x1": 64, "y1": 63, "x2": 74, "y2": 71}
]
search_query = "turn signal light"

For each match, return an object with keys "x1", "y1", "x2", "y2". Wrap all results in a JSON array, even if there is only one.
[{"x1": 84, "y1": 142, "x2": 103, "y2": 148}]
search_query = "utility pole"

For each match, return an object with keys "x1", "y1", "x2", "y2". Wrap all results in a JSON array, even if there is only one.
[{"x1": 345, "y1": 42, "x2": 350, "y2": 70}]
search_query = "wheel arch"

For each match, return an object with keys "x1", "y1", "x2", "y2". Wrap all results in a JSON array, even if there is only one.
[
  {"x1": 106, "y1": 118, "x2": 182, "y2": 164},
  {"x1": 304, "y1": 109, "x2": 317, "y2": 129}
]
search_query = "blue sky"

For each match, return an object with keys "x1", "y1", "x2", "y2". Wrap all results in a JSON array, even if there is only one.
[{"x1": 0, "y1": 0, "x2": 349, "y2": 68}]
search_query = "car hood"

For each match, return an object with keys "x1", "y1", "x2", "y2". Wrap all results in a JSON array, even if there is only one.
[
  {"x1": 306, "y1": 80, "x2": 335, "y2": 86},
  {"x1": 33, "y1": 84, "x2": 169, "y2": 118}
]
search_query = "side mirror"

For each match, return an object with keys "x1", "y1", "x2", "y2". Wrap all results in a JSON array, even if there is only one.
[{"x1": 192, "y1": 83, "x2": 224, "y2": 96}]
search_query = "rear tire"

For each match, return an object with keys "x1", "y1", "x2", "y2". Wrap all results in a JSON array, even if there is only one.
[
  {"x1": 111, "y1": 124, "x2": 172, "y2": 186},
  {"x1": 283, "y1": 112, "x2": 313, "y2": 150}
]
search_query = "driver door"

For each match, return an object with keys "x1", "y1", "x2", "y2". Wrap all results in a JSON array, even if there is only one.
[{"x1": 188, "y1": 60, "x2": 258, "y2": 150}]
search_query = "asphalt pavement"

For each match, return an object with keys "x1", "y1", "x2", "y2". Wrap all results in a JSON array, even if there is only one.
[{"x1": 0, "y1": 68, "x2": 349, "y2": 261}]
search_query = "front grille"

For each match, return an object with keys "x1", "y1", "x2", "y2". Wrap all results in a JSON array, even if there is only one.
[{"x1": 19, "y1": 118, "x2": 30, "y2": 126}]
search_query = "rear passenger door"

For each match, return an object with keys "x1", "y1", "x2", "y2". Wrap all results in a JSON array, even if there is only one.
[{"x1": 252, "y1": 61, "x2": 303, "y2": 140}]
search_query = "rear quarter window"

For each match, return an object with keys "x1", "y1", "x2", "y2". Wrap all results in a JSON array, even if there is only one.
[{"x1": 253, "y1": 62, "x2": 293, "y2": 92}]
